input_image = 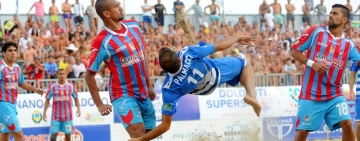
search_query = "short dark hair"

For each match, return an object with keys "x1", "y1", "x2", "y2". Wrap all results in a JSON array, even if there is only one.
[
  {"x1": 159, "y1": 47, "x2": 180, "y2": 73},
  {"x1": 2, "y1": 41, "x2": 18, "y2": 53},
  {"x1": 95, "y1": 0, "x2": 109, "y2": 19},
  {"x1": 332, "y1": 4, "x2": 350, "y2": 21}
]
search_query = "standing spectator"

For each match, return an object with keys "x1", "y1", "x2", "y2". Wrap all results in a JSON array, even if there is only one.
[
  {"x1": 86, "y1": 0, "x2": 99, "y2": 29},
  {"x1": 302, "y1": 0, "x2": 312, "y2": 24},
  {"x1": 186, "y1": 0, "x2": 204, "y2": 29},
  {"x1": 173, "y1": 0, "x2": 185, "y2": 22},
  {"x1": 285, "y1": 0, "x2": 296, "y2": 32},
  {"x1": 73, "y1": 0, "x2": 85, "y2": 25},
  {"x1": 45, "y1": 55, "x2": 58, "y2": 79},
  {"x1": 346, "y1": 0, "x2": 354, "y2": 21},
  {"x1": 259, "y1": 0, "x2": 270, "y2": 28},
  {"x1": 62, "y1": 0, "x2": 72, "y2": 31},
  {"x1": 28, "y1": 0, "x2": 45, "y2": 28},
  {"x1": 270, "y1": 0, "x2": 283, "y2": 30},
  {"x1": 314, "y1": 0, "x2": 327, "y2": 24},
  {"x1": 49, "y1": 0, "x2": 59, "y2": 28},
  {"x1": 283, "y1": 58, "x2": 296, "y2": 85},
  {"x1": 204, "y1": 0, "x2": 220, "y2": 25},
  {"x1": 141, "y1": 0, "x2": 153, "y2": 25},
  {"x1": 353, "y1": 5, "x2": 360, "y2": 20},
  {"x1": 154, "y1": 0, "x2": 167, "y2": 33},
  {"x1": 264, "y1": 10, "x2": 275, "y2": 30}
]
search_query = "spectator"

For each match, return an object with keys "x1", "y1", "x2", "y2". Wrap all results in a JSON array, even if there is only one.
[
  {"x1": 270, "y1": 0, "x2": 283, "y2": 30},
  {"x1": 58, "y1": 54, "x2": 69, "y2": 70},
  {"x1": 49, "y1": 0, "x2": 59, "y2": 28},
  {"x1": 41, "y1": 40, "x2": 54, "y2": 59},
  {"x1": 346, "y1": 0, "x2": 354, "y2": 21},
  {"x1": 285, "y1": 0, "x2": 296, "y2": 32},
  {"x1": 173, "y1": 0, "x2": 185, "y2": 22},
  {"x1": 28, "y1": 0, "x2": 45, "y2": 28},
  {"x1": 25, "y1": 15, "x2": 34, "y2": 31},
  {"x1": 302, "y1": 0, "x2": 311, "y2": 24},
  {"x1": 154, "y1": 0, "x2": 167, "y2": 33},
  {"x1": 44, "y1": 55, "x2": 58, "y2": 79},
  {"x1": 283, "y1": 58, "x2": 297, "y2": 85},
  {"x1": 72, "y1": 0, "x2": 84, "y2": 25},
  {"x1": 264, "y1": 10, "x2": 275, "y2": 30},
  {"x1": 65, "y1": 56, "x2": 76, "y2": 79},
  {"x1": 24, "y1": 56, "x2": 44, "y2": 89},
  {"x1": 259, "y1": 0, "x2": 270, "y2": 28},
  {"x1": 141, "y1": 0, "x2": 153, "y2": 25},
  {"x1": 186, "y1": 0, "x2": 204, "y2": 29},
  {"x1": 314, "y1": 0, "x2": 327, "y2": 24},
  {"x1": 62, "y1": 0, "x2": 72, "y2": 31},
  {"x1": 86, "y1": 0, "x2": 99, "y2": 29},
  {"x1": 204, "y1": 0, "x2": 221, "y2": 25},
  {"x1": 72, "y1": 56, "x2": 86, "y2": 78},
  {"x1": 19, "y1": 35, "x2": 32, "y2": 58},
  {"x1": 23, "y1": 41, "x2": 37, "y2": 64},
  {"x1": 95, "y1": 70, "x2": 104, "y2": 91}
]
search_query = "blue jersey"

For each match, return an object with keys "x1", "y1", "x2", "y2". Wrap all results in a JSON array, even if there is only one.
[
  {"x1": 350, "y1": 62, "x2": 360, "y2": 94},
  {"x1": 161, "y1": 43, "x2": 219, "y2": 116}
]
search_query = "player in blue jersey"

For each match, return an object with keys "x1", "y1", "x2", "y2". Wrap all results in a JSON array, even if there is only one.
[
  {"x1": 43, "y1": 69, "x2": 81, "y2": 141},
  {"x1": 129, "y1": 36, "x2": 261, "y2": 141},
  {"x1": 0, "y1": 41, "x2": 44, "y2": 141},
  {"x1": 291, "y1": 4, "x2": 360, "y2": 141},
  {"x1": 350, "y1": 58, "x2": 360, "y2": 140}
]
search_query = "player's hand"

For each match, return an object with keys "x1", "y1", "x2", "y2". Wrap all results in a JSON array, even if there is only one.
[
  {"x1": 148, "y1": 87, "x2": 156, "y2": 101},
  {"x1": 311, "y1": 62, "x2": 328, "y2": 74},
  {"x1": 35, "y1": 88, "x2": 44, "y2": 96},
  {"x1": 128, "y1": 138, "x2": 140, "y2": 141},
  {"x1": 97, "y1": 104, "x2": 112, "y2": 116},
  {"x1": 76, "y1": 109, "x2": 81, "y2": 117},
  {"x1": 43, "y1": 113, "x2": 47, "y2": 122},
  {"x1": 350, "y1": 90, "x2": 356, "y2": 102},
  {"x1": 238, "y1": 36, "x2": 256, "y2": 47}
]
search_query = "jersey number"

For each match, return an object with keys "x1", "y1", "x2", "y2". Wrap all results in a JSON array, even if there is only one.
[
  {"x1": 187, "y1": 68, "x2": 204, "y2": 84},
  {"x1": 336, "y1": 102, "x2": 349, "y2": 116}
]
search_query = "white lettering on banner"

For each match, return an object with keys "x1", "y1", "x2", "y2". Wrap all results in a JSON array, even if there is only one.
[{"x1": 16, "y1": 92, "x2": 113, "y2": 128}]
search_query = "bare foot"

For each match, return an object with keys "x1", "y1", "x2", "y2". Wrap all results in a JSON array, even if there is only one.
[{"x1": 243, "y1": 95, "x2": 261, "y2": 117}]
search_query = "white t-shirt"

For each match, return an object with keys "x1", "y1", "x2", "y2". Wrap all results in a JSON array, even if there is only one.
[
  {"x1": 72, "y1": 63, "x2": 86, "y2": 78},
  {"x1": 73, "y1": 3, "x2": 84, "y2": 16},
  {"x1": 142, "y1": 3, "x2": 152, "y2": 16},
  {"x1": 264, "y1": 13, "x2": 275, "y2": 28},
  {"x1": 284, "y1": 64, "x2": 296, "y2": 72},
  {"x1": 18, "y1": 37, "x2": 32, "y2": 54}
]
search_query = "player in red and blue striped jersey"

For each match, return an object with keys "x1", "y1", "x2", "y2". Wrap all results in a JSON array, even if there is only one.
[
  {"x1": 85, "y1": 0, "x2": 156, "y2": 138},
  {"x1": 43, "y1": 69, "x2": 81, "y2": 141},
  {"x1": 291, "y1": 4, "x2": 360, "y2": 141},
  {"x1": 0, "y1": 41, "x2": 44, "y2": 141}
]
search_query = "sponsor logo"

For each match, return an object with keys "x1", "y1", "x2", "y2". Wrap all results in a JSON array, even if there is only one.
[
  {"x1": 48, "y1": 128, "x2": 84, "y2": 141},
  {"x1": 84, "y1": 112, "x2": 103, "y2": 123},
  {"x1": 32, "y1": 110, "x2": 43, "y2": 124},
  {"x1": 315, "y1": 53, "x2": 344, "y2": 69},
  {"x1": 0, "y1": 123, "x2": 4, "y2": 131},
  {"x1": 3, "y1": 116, "x2": 12, "y2": 123},
  {"x1": 264, "y1": 117, "x2": 294, "y2": 140},
  {"x1": 304, "y1": 115, "x2": 310, "y2": 122}
]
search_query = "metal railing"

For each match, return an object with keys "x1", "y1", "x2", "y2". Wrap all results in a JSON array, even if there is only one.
[{"x1": 19, "y1": 72, "x2": 352, "y2": 93}]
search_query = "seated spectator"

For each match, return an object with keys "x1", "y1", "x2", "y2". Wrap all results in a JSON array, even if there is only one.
[{"x1": 44, "y1": 55, "x2": 58, "y2": 79}]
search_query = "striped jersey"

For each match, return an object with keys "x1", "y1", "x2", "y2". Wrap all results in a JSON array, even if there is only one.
[
  {"x1": 350, "y1": 62, "x2": 360, "y2": 95},
  {"x1": 292, "y1": 26, "x2": 360, "y2": 101},
  {"x1": 45, "y1": 82, "x2": 78, "y2": 121},
  {"x1": 161, "y1": 43, "x2": 219, "y2": 116},
  {"x1": 87, "y1": 20, "x2": 149, "y2": 102},
  {"x1": 0, "y1": 61, "x2": 24, "y2": 104}
]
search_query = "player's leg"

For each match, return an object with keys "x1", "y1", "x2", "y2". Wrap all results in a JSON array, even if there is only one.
[
  {"x1": 356, "y1": 121, "x2": 360, "y2": 141},
  {"x1": 0, "y1": 103, "x2": 23, "y2": 141},
  {"x1": 112, "y1": 97, "x2": 146, "y2": 138},
  {"x1": 324, "y1": 96, "x2": 355, "y2": 141},
  {"x1": 60, "y1": 121, "x2": 74, "y2": 141},
  {"x1": 137, "y1": 98, "x2": 156, "y2": 133},
  {"x1": 294, "y1": 99, "x2": 325, "y2": 141},
  {"x1": 49, "y1": 120, "x2": 61, "y2": 141}
]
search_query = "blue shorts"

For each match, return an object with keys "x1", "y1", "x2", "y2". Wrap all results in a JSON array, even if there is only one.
[
  {"x1": 63, "y1": 14, "x2": 72, "y2": 19},
  {"x1": 354, "y1": 95, "x2": 360, "y2": 121},
  {"x1": 0, "y1": 101, "x2": 21, "y2": 133},
  {"x1": 143, "y1": 16, "x2": 152, "y2": 24},
  {"x1": 112, "y1": 97, "x2": 155, "y2": 130},
  {"x1": 50, "y1": 120, "x2": 74, "y2": 134},
  {"x1": 156, "y1": 18, "x2": 164, "y2": 26},
  {"x1": 296, "y1": 96, "x2": 351, "y2": 131},
  {"x1": 213, "y1": 57, "x2": 246, "y2": 86}
]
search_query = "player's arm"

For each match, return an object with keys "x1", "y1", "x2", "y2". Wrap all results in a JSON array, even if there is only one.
[
  {"x1": 43, "y1": 85, "x2": 53, "y2": 121},
  {"x1": 85, "y1": 40, "x2": 109, "y2": 107},
  {"x1": 348, "y1": 43, "x2": 360, "y2": 63},
  {"x1": 71, "y1": 83, "x2": 81, "y2": 116},
  {"x1": 137, "y1": 90, "x2": 182, "y2": 141},
  {"x1": 18, "y1": 72, "x2": 42, "y2": 95},
  {"x1": 290, "y1": 26, "x2": 318, "y2": 67},
  {"x1": 350, "y1": 63, "x2": 357, "y2": 91},
  {"x1": 28, "y1": 4, "x2": 35, "y2": 14}
]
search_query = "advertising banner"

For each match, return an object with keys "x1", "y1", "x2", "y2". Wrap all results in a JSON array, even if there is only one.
[
  {"x1": 16, "y1": 92, "x2": 113, "y2": 127},
  {"x1": 10, "y1": 124, "x2": 110, "y2": 141}
]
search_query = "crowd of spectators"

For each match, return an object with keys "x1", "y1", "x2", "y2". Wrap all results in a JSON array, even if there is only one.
[{"x1": 0, "y1": 0, "x2": 359, "y2": 91}]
